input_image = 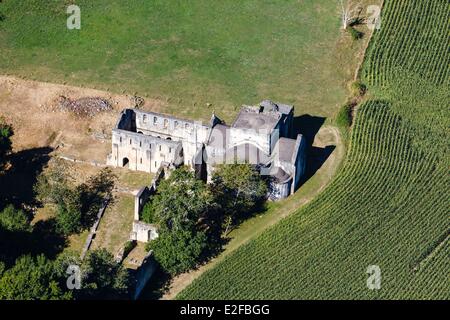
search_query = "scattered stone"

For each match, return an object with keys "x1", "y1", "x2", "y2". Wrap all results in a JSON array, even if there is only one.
[
  {"x1": 131, "y1": 95, "x2": 145, "y2": 109},
  {"x1": 57, "y1": 96, "x2": 112, "y2": 117}
]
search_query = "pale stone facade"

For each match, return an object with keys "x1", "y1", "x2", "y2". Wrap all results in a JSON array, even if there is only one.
[{"x1": 108, "y1": 100, "x2": 307, "y2": 200}]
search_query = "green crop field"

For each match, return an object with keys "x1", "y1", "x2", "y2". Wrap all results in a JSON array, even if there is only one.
[
  {"x1": 178, "y1": 0, "x2": 450, "y2": 299},
  {"x1": 0, "y1": 0, "x2": 362, "y2": 122}
]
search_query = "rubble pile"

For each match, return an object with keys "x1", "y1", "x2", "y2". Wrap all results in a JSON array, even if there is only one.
[
  {"x1": 58, "y1": 96, "x2": 112, "y2": 117},
  {"x1": 131, "y1": 95, "x2": 145, "y2": 109}
]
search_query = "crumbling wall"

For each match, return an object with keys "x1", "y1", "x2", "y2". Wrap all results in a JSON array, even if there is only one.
[{"x1": 108, "y1": 129, "x2": 183, "y2": 173}]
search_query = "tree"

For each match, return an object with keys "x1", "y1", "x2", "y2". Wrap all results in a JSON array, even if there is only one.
[
  {"x1": 149, "y1": 227, "x2": 207, "y2": 275},
  {"x1": 0, "y1": 205, "x2": 33, "y2": 264},
  {"x1": 211, "y1": 164, "x2": 267, "y2": 234},
  {"x1": 141, "y1": 167, "x2": 216, "y2": 274},
  {"x1": 0, "y1": 117, "x2": 13, "y2": 171},
  {"x1": 55, "y1": 187, "x2": 83, "y2": 235},
  {"x1": 80, "y1": 249, "x2": 129, "y2": 299},
  {"x1": 340, "y1": 0, "x2": 363, "y2": 30},
  {"x1": 143, "y1": 166, "x2": 213, "y2": 231},
  {"x1": 35, "y1": 163, "x2": 116, "y2": 235},
  {"x1": 0, "y1": 204, "x2": 30, "y2": 233},
  {"x1": 0, "y1": 254, "x2": 71, "y2": 300},
  {"x1": 34, "y1": 158, "x2": 73, "y2": 205},
  {"x1": 55, "y1": 248, "x2": 130, "y2": 299}
]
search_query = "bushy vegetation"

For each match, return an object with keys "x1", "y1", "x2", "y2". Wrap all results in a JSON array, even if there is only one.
[
  {"x1": 347, "y1": 26, "x2": 363, "y2": 40},
  {"x1": 0, "y1": 205, "x2": 30, "y2": 233},
  {"x1": 0, "y1": 119, "x2": 126, "y2": 300},
  {"x1": 0, "y1": 117, "x2": 13, "y2": 171},
  {"x1": 150, "y1": 228, "x2": 208, "y2": 276},
  {"x1": 55, "y1": 249, "x2": 130, "y2": 299},
  {"x1": 0, "y1": 254, "x2": 71, "y2": 300},
  {"x1": 210, "y1": 164, "x2": 267, "y2": 235},
  {"x1": 35, "y1": 162, "x2": 116, "y2": 235},
  {"x1": 178, "y1": 0, "x2": 450, "y2": 299},
  {"x1": 349, "y1": 80, "x2": 367, "y2": 97},
  {"x1": 335, "y1": 103, "x2": 353, "y2": 129},
  {"x1": 145, "y1": 165, "x2": 267, "y2": 275},
  {"x1": 142, "y1": 167, "x2": 213, "y2": 231},
  {"x1": 144, "y1": 167, "x2": 213, "y2": 275}
]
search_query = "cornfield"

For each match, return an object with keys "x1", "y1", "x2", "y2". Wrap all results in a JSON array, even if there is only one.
[{"x1": 178, "y1": 0, "x2": 450, "y2": 299}]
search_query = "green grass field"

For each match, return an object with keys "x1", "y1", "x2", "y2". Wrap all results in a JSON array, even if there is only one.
[
  {"x1": 178, "y1": 0, "x2": 450, "y2": 299},
  {"x1": 0, "y1": 0, "x2": 362, "y2": 121}
]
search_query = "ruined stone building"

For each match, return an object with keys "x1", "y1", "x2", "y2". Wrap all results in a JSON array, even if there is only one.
[{"x1": 107, "y1": 100, "x2": 307, "y2": 199}]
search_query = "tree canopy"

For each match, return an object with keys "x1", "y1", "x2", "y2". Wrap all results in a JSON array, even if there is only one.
[
  {"x1": 142, "y1": 166, "x2": 213, "y2": 231},
  {"x1": 211, "y1": 164, "x2": 267, "y2": 234},
  {"x1": 55, "y1": 248, "x2": 130, "y2": 299},
  {"x1": 0, "y1": 118, "x2": 13, "y2": 171},
  {"x1": 35, "y1": 163, "x2": 116, "y2": 235},
  {"x1": 0, "y1": 204, "x2": 30, "y2": 233},
  {"x1": 0, "y1": 255, "x2": 71, "y2": 300},
  {"x1": 149, "y1": 228, "x2": 207, "y2": 275}
]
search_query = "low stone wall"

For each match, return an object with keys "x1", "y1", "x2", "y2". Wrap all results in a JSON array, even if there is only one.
[
  {"x1": 131, "y1": 163, "x2": 170, "y2": 243},
  {"x1": 130, "y1": 220, "x2": 159, "y2": 243},
  {"x1": 134, "y1": 186, "x2": 154, "y2": 220},
  {"x1": 80, "y1": 198, "x2": 110, "y2": 260}
]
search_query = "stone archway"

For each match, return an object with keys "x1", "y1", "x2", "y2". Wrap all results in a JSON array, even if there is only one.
[{"x1": 122, "y1": 157, "x2": 129, "y2": 167}]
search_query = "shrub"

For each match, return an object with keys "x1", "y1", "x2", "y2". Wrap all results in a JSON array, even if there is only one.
[
  {"x1": 348, "y1": 26, "x2": 363, "y2": 40},
  {"x1": 123, "y1": 240, "x2": 136, "y2": 258},
  {"x1": 141, "y1": 199, "x2": 157, "y2": 224},
  {"x1": 335, "y1": 103, "x2": 352, "y2": 130},
  {"x1": 350, "y1": 80, "x2": 367, "y2": 97}
]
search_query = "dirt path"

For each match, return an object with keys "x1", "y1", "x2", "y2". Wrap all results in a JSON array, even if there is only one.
[
  {"x1": 161, "y1": 125, "x2": 345, "y2": 300},
  {"x1": 0, "y1": 75, "x2": 165, "y2": 161}
]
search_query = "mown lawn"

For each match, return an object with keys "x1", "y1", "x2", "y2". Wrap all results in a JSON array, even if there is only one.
[{"x1": 0, "y1": 0, "x2": 361, "y2": 121}]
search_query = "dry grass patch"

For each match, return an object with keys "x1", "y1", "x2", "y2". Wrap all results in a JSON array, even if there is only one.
[{"x1": 90, "y1": 194, "x2": 135, "y2": 257}]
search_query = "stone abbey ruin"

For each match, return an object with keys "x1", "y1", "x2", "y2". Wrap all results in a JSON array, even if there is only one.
[{"x1": 107, "y1": 100, "x2": 306, "y2": 200}]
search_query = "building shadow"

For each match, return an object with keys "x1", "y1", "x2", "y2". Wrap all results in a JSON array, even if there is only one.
[
  {"x1": 137, "y1": 266, "x2": 172, "y2": 300},
  {"x1": 292, "y1": 114, "x2": 326, "y2": 146},
  {"x1": 292, "y1": 115, "x2": 335, "y2": 186},
  {"x1": 0, "y1": 146, "x2": 53, "y2": 211},
  {"x1": 300, "y1": 145, "x2": 336, "y2": 185}
]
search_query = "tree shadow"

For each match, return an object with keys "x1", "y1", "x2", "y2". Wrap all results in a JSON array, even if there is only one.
[
  {"x1": 31, "y1": 217, "x2": 68, "y2": 260},
  {"x1": 0, "y1": 218, "x2": 67, "y2": 266},
  {"x1": 0, "y1": 147, "x2": 53, "y2": 210}
]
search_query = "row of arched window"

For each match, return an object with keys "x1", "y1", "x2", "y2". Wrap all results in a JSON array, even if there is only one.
[{"x1": 141, "y1": 114, "x2": 191, "y2": 130}]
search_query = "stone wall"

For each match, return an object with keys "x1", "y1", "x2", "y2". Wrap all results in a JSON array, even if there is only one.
[
  {"x1": 291, "y1": 134, "x2": 307, "y2": 194},
  {"x1": 131, "y1": 164, "x2": 169, "y2": 243},
  {"x1": 134, "y1": 186, "x2": 153, "y2": 220},
  {"x1": 130, "y1": 221, "x2": 159, "y2": 243},
  {"x1": 108, "y1": 128, "x2": 183, "y2": 173}
]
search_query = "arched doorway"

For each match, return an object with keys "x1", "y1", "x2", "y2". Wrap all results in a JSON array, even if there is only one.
[{"x1": 122, "y1": 157, "x2": 129, "y2": 167}]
